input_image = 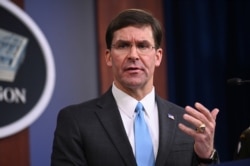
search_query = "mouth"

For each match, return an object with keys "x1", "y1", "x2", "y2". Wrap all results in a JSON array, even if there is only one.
[{"x1": 124, "y1": 66, "x2": 142, "y2": 72}]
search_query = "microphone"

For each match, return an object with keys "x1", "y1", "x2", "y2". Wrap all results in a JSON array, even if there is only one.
[{"x1": 227, "y1": 78, "x2": 250, "y2": 86}]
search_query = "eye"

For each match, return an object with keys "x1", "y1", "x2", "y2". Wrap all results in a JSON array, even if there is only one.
[
  {"x1": 137, "y1": 43, "x2": 150, "y2": 50},
  {"x1": 116, "y1": 43, "x2": 130, "y2": 49}
]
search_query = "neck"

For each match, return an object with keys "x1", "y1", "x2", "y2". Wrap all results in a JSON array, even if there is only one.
[{"x1": 113, "y1": 82, "x2": 153, "y2": 100}]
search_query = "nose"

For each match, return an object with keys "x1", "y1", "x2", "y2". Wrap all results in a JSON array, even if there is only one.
[{"x1": 127, "y1": 45, "x2": 139, "y2": 60}]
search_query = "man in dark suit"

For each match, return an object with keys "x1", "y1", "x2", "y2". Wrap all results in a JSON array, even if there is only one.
[
  {"x1": 51, "y1": 9, "x2": 219, "y2": 166},
  {"x1": 234, "y1": 126, "x2": 250, "y2": 160}
]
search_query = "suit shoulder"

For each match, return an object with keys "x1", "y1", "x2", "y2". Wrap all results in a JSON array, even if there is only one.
[
  {"x1": 156, "y1": 95, "x2": 185, "y2": 114},
  {"x1": 59, "y1": 97, "x2": 99, "y2": 114},
  {"x1": 59, "y1": 89, "x2": 114, "y2": 115}
]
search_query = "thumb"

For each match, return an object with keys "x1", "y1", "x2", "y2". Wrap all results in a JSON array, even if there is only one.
[{"x1": 211, "y1": 108, "x2": 219, "y2": 120}]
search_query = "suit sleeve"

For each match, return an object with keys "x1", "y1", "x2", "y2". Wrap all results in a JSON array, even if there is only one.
[{"x1": 51, "y1": 108, "x2": 88, "y2": 166}]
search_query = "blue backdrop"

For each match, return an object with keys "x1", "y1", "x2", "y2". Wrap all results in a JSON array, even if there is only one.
[{"x1": 25, "y1": 1, "x2": 98, "y2": 166}]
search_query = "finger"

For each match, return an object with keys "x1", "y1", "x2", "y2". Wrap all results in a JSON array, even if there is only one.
[
  {"x1": 194, "y1": 102, "x2": 219, "y2": 122},
  {"x1": 178, "y1": 123, "x2": 207, "y2": 138},
  {"x1": 183, "y1": 113, "x2": 204, "y2": 129},
  {"x1": 178, "y1": 123, "x2": 197, "y2": 137},
  {"x1": 185, "y1": 105, "x2": 208, "y2": 124},
  {"x1": 194, "y1": 104, "x2": 219, "y2": 136},
  {"x1": 211, "y1": 108, "x2": 219, "y2": 120},
  {"x1": 194, "y1": 102, "x2": 214, "y2": 121}
]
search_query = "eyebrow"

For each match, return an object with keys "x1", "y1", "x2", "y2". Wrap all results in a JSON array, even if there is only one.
[{"x1": 113, "y1": 39, "x2": 151, "y2": 45}]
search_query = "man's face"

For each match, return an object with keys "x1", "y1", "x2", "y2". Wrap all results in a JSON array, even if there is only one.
[{"x1": 105, "y1": 26, "x2": 162, "y2": 94}]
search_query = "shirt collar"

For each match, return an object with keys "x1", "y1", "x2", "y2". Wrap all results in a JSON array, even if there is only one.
[{"x1": 112, "y1": 83, "x2": 155, "y2": 119}]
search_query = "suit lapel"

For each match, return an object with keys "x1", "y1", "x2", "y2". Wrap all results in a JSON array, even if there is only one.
[
  {"x1": 94, "y1": 90, "x2": 181, "y2": 166},
  {"x1": 94, "y1": 89, "x2": 137, "y2": 166},
  {"x1": 155, "y1": 96, "x2": 179, "y2": 166}
]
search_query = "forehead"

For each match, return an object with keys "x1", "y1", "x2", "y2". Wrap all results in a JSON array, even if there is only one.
[{"x1": 112, "y1": 26, "x2": 154, "y2": 43}]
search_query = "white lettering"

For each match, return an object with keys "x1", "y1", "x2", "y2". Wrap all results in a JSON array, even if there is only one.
[{"x1": 0, "y1": 86, "x2": 26, "y2": 104}]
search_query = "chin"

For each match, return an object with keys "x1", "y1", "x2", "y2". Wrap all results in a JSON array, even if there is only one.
[{"x1": 123, "y1": 81, "x2": 145, "y2": 89}]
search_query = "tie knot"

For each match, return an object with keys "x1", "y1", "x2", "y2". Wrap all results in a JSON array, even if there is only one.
[{"x1": 135, "y1": 102, "x2": 144, "y2": 114}]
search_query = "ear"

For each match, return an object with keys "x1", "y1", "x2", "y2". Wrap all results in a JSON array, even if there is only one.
[
  {"x1": 105, "y1": 49, "x2": 112, "y2": 67},
  {"x1": 155, "y1": 48, "x2": 163, "y2": 67}
]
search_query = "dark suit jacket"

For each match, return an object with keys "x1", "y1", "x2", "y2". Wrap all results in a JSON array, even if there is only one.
[{"x1": 51, "y1": 88, "x2": 199, "y2": 166}]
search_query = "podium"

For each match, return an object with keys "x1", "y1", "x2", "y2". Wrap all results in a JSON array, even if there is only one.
[{"x1": 0, "y1": 129, "x2": 30, "y2": 166}]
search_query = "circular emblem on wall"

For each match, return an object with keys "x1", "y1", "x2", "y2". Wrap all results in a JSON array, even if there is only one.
[{"x1": 0, "y1": 0, "x2": 55, "y2": 138}]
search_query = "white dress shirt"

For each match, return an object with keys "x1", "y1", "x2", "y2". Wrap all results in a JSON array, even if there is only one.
[{"x1": 112, "y1": 84, "x2": 159, "y2": 158}]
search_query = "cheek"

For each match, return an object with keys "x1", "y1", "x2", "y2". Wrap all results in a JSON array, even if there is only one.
[
  {"x1": 109, "y1": 56, "x2": 123, "y2": 69},
  {"x1": 143, "y1": 56, "x2": 157, "y2": 68}
]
